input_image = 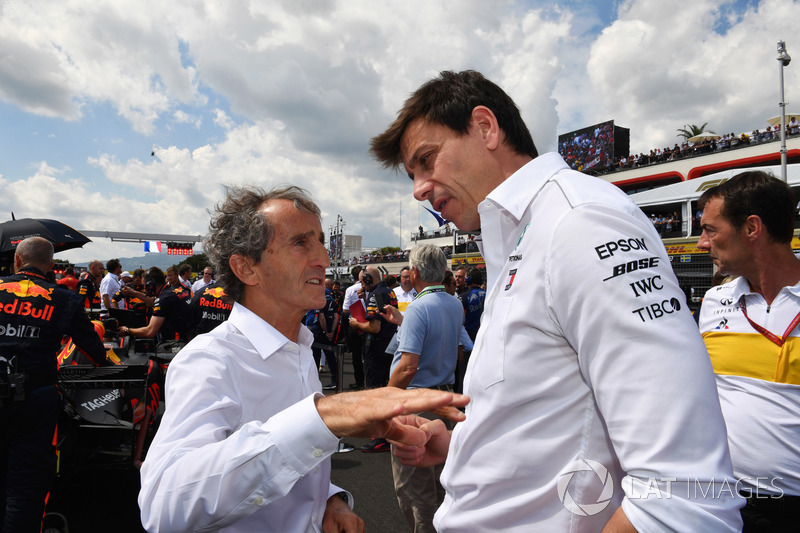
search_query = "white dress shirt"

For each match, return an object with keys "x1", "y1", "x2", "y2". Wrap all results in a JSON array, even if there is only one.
[
  {"x1": 192, "y1": 277, "x2": 210, "y2": 294},
  {"x1": 139, "y1": 303, "x2": 348, "y2": 532},
  {"x1": 99, "y1": 272, "x2": 120, "y2": 311},
  {"x1": 342, "y1": 281, "x2": 362, "y2": 312},
  {"x1": 435, "y1": 153, "x2": 742, "y2": 532}
]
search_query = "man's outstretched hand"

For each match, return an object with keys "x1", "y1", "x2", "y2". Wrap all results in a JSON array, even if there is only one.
[{"x1": 314, "y1": 388, "x2": 468, "y2": 447}]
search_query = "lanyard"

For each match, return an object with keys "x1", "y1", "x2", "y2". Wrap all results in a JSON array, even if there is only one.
[
  {"x1": 738, "y1": 295, "x2": 800, "y2": 347},
  {"x1": 414, "y1": 285, "x2": 446, "y2": 300}
]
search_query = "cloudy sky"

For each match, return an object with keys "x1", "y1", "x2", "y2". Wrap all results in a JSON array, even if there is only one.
[{"x1": 1, "y1": 0, "x2": 798, "y2": 265}]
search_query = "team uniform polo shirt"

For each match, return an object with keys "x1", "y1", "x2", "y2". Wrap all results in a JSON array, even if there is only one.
[
  {"x1": 190, "y1": 282, "x2": 232, "y2": 337},
  {"x1": 699, "y1": 277, "x2": 800, "y2": 497},
  {"x1": 153, "y1": 284, "x2": 192, "y2": 341},
  {"x1": 393, "y1": 286, "x2": 417, "y2": 313},
  {"x1": 76, "y1": 276, "x2": 101, "y2": 309},
  {"x1": 435, "y1": 153, "x2": 742, "y2": 532}
]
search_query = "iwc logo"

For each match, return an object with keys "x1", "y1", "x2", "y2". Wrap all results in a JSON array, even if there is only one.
[{"x1": 557, "y1": 459, "x2": 614, "y2": 516}]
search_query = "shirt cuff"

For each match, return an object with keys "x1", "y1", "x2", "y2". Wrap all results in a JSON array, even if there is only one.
[
  {"x1": 269, "y1": 393, "x2": 341, "y2": 476},
  {"x1": 328, "y1": 484, "x2": 354, "y2": 509}
]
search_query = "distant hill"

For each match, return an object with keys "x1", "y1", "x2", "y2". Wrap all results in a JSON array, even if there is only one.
[{"x1": 73, "y1": 253, "x2": 189, "y2": 272}]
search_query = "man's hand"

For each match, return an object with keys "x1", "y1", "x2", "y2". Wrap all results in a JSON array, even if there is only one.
[
  {"x1": 322, "y1": 495, "x2": 364, "y2": 533},
  {"x1": 314, "y1": 388, "x2": 468, "y2": 446},
  {"x1": 379, "y1": 304, "x2": 403, "y2": 326},
  {"x1": 390, "y1": 415, "x2": 452, "y2": 468}
]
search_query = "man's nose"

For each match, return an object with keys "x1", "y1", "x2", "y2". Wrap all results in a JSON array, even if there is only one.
[
  {"x1": 697, "y1": 231, "x2": 710, "y2": 251},
  {"x1": 413, "y1": 176, "x2": 433, "y2": 202}
]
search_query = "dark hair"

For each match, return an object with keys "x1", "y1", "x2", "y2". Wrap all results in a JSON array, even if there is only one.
[
  {"x1": 106, "y1": 258, "x2": 121, "y2": 272},
  {"x1": 442, "y1": 269, "x2": 455, "y2": 287},
  {"x1": 146, "y1": 266, "x2": 166, "y2": 287},
  {"x1": 468, "y1": 267, "x2": 484, "y2": 285},
  {"x1": 205, "y1": 185, "x2": 321, "y2": 303},
  {"x1": 370, "y1": 70, "x2": 537, "y2": 169},
  {"x1": 179, "y1": 264, "x2": 192, "y2": 276},
  {"x1": 698, "y1": 170, "x2": 795, "y2": 243}
]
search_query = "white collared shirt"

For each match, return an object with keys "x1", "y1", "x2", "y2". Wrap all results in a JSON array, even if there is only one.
[
  {"x1": 342, "y1": 281, "x2": 362, "y2": 312},
  {"x1": 700, "y1": 277, "x2": 800, "y2": 496},
  {"x1": 99, "y1": 271, "x2": 121, "y2": 310},
  {"x1": 192, "y1": 277, "x2": 210, "y2": 294},
  {"x1": 435, "y1": 153, "x2": 742, "y2": 532},
  {"x1": 139, "y1": 303, "x2": 347, "y2": 532}
]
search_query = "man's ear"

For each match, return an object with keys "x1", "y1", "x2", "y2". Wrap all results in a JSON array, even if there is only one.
[
  {"x1": 743, "y1": 215, "x2": 763, "y2": 241},
  {"x1": 471, "y1": 106, "x2": 500, "y2": 150},
  {"x1": 228, "y1": 254, "x2": 259, "y2": 287}
]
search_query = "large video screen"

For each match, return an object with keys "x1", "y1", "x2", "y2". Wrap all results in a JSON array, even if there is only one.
[{"x1": 558, "y1": 120, "x2": 629, "y2": 173}]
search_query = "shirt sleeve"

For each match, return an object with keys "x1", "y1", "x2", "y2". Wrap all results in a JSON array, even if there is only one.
[
  {"x1": 138, "y1": 346, "x2": 341, "y2": 531},
  {"x1": 548, "y1": 205, "x2": 743, "y2": 532}
]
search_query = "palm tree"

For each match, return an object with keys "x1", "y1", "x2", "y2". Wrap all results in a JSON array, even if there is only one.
[{"x1": 676, "y1": 123, "x2": 716, "y2": 140}]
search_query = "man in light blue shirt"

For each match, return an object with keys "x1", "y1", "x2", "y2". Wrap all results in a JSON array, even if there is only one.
[{"x1": 386, "y1": 244, "x2": 463, "y2": 532}]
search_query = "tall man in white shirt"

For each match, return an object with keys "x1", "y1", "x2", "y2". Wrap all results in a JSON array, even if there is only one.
[
  {"x1": 138, "y1": 185, "x2": 468, "y2": 533},
  {"x1": 697, "y1": 170, "x2": 800, "y2": 531},
  {"x1": 99, "y1": 258, "x2": 122, "y2": 312},
  {"x1": 370, "y1": 70, "x2": 743, "y2": 532}
]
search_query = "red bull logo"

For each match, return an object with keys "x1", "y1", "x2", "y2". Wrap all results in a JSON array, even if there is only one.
[
  {"x1": 200, "y1": 286, "x2": 232, "y2": 310},
  {"x1": 205, "y1": 287, "x2": 225, "y2": 299},
  {"x1": 0, "y1": 280, "x2": 54, "y2": 300},
  {"x1": 0, "y1": 281, "x2": 56, "y2": 321}
]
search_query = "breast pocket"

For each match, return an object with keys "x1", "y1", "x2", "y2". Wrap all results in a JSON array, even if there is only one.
[{"x1": 472, "y1": 295, "x2": 513, "y2": 390}]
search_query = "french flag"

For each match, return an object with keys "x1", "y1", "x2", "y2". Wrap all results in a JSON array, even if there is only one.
[{"x1": 144, "y1": 241, "x2": 162, "y2": 253}]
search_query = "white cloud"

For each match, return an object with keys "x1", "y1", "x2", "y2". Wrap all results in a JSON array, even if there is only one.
[
  {"x1": 586, "y1": 0, "x2": 800, "y2": 153},
  {"x1": 1, "y1": 0, "x2": 798, "y2": 266}
]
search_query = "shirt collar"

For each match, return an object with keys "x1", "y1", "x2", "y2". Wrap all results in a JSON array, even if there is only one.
[
  {"x1": 731, "y1": 275, "x2": 800, "y2": 302},
  {"x1": 228, "y1": 302, "x2": 313, "y2": 361},
  {"x1": 481, "y1": 152, "x2": 568, "y2": 224}
]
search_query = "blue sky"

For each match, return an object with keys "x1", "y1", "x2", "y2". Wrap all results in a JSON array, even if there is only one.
[{"x1": 0, "y1": 0, "x2": 797, "y2": 264}]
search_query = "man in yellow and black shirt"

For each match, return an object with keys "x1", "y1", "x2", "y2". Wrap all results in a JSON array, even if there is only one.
[{"x1": 698, "y1": 171, "x2": 800, "y2": 531}]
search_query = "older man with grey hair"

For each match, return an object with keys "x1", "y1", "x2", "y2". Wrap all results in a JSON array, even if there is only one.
[
  {"x1": 383, "y1": 244, "x2": 464, "y2": 532},
  {"x1": 138, "y1": 185, "x2": 468, "y2": 533}
]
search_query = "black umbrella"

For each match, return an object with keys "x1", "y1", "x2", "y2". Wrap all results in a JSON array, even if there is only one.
[{"x1": 0, "y1": 217, "x2": 91, "y2": 255}]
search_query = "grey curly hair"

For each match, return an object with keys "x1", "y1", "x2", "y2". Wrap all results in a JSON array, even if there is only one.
[{"x1": 204, "y1": 184, "x2": 321, "y2": 303}]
